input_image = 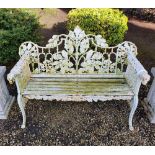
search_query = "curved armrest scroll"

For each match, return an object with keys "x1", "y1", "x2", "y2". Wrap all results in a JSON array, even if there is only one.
[
  {"x1": 127, "y1": 51, "x2": 150, "y2": 85},
  {"x1": 7, "y1": 52, "x2": 30, "y2": 84}
]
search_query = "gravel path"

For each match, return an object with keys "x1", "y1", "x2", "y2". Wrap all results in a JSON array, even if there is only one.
[
  {"x1": 0, "y1": 99, "x2": 155, "y2": 146},
  {"x1": 1, "y1": 9, "x2": 155, "y2": 146}
]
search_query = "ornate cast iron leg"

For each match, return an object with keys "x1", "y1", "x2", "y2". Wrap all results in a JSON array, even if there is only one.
[
  {"x1": 129, "y1": 95, "x2": 138, "y2": 131},
  {"x1": 17, "y1": 94, "x2": 26, "y2": 128}
]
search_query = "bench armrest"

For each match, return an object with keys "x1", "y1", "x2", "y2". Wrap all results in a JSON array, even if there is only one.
[
  {"x1": 7, "y1": 52, "x2": 31, "y2": 93},
  {"x1": 125, "y1": 51, "x2": 150, "y2": 95},
  {"x1": 128, "y1": 51, "x2": 150, "y2": 85}
]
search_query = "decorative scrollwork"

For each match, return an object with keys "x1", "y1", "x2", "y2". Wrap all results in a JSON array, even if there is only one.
[
  {"x1": 34, "y1": 50, "x2": 75, "y2": 74},
  {"x1": 78, "y1": 50, "x2": 116, "y2": 74},
  {"x1": 18, "y1": 26, "x2": 138, "y2": 75}
]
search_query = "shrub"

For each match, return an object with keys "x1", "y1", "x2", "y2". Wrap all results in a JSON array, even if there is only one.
[
  {"x1": 0, "y1": 9, "x2": 41, "y2": 65},
  {"x1": 121, "y1": 8, "x2": 155, "y2": 22},
  {"x1": 67, "y1": 8, "x2": 128, "y2": 46}
]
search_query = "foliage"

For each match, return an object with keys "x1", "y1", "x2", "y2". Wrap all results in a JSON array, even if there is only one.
[
  {"x1": 20, "y1": 8, "x2": 57, "y2": 18},
  {"x1": 122, "y1": 8, "x2": 155, "y2": 22},
  {"x1": 67, "y1": 8, "x2": 128, "y2": 46},
  {"x1": 0, "y1": 9, "x2": 41, "y2": 65}
]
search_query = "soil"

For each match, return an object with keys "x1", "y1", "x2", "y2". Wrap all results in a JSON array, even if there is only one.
[
  {"x1": 1, "y1": 9, "x2": 155, "y2": 146},
  {"x1": 125, "y1": 18, "x2": 155, "y2": 71}
]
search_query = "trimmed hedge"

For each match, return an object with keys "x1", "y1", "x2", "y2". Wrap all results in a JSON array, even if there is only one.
[
  {"x1": 0, "y1": 9, "x2": 41, "y2": 65},
  {"x1": 67, "y1": 8, "x2": 128, "y2": 46}
]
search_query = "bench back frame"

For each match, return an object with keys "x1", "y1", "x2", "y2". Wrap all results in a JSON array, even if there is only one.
[{"x1": 19, "y1": 26, "x2": 137, "y2": 76}]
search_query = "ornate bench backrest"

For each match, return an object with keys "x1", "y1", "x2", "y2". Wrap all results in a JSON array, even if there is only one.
[{"x1": 19, "y1": 26, "x2": 137, "y2": 75}]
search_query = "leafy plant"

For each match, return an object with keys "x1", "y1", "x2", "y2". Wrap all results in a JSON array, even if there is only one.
[
  {"x1": 67, "y1": 8, "x2": 128, "y2": 46},
  {"x1": 0, "y1": 9, "x2": 41, "y2": 65}
]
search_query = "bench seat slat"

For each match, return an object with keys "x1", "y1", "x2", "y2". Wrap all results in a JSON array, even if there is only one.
[
  {"x1": 25, "y1": 85, "x2": 131, "y2": 91},
  {"x1": 31, "y1": 74, "x2": 124, "y2": 78},
  {"x1": 23, "y1": 91, "x2": 133, "y2": 96},
  {"x1": 26, "y1": 84, "x2": 129, "y2": 89},
  {"x1": 29, "y1": 78, "x2": 126, "y2": 83}
]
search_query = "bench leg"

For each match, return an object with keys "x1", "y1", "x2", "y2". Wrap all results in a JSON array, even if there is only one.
[
  {"x1": 17, "y1": 94, "x2": 26, "y2": 129},
  {"x1": 129, "y1": 95, "x2": 138, "y2": 131}
]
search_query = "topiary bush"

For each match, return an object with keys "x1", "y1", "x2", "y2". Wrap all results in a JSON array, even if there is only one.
[
  {"x1": 0, "y1": 9, "x2": 41, "y2": 65},
  {"x1": 67, "y1": 8, "x2": 128, "y2": 46}
]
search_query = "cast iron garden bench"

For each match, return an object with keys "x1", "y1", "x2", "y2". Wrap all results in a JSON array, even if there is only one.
[{"x1": 7, "y1": 26, "x2": 150, "y2": 130}]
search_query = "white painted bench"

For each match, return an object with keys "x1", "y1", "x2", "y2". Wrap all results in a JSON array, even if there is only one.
[{"x1": 7, "y1": 26, "x2": 150, "y2": 130}]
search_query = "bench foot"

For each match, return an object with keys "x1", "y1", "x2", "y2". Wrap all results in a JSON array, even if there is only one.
[
  {"x1": 129, "y1": 126, "x2": 134, "y2": 131},
  {"x1": 129, "y1": 95, "x2": 138, "y2": 131},
  {"x1": 21, "y1": 124, "x2": 26, "y2": 129},
  {"x1": 17, "y1": 94, "x2": 26, "y2": 129}
]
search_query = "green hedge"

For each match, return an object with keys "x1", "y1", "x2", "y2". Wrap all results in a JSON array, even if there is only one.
[
  {"x1": 67, "y1": 8, "x2": 128, "y2": 46},
  {"x1": 0, "y1": 9, "x2": 41, "y2": 65}
]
